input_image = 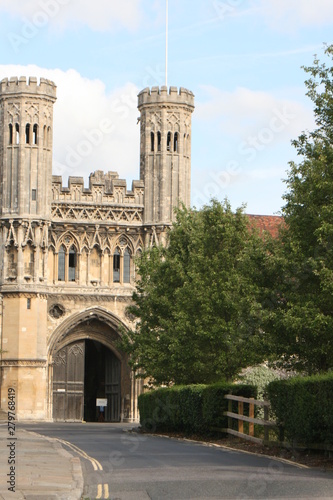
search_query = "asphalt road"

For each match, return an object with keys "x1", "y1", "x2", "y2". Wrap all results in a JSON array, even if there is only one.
[{"x1": 20, "y1": 422, "x2": 333, "y2": 500}]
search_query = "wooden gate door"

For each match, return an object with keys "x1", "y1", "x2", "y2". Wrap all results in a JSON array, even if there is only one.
[
  {"x1": 105, "y1": 350, "x2": 121, "y2": 422},
  {"x1": 53, "y1": 341, "x2": 85, "y2": 421}
]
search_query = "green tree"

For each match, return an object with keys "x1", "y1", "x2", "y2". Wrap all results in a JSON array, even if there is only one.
[
  {"x1": 120, "y1": 199, "x2": 268, "y2": 385},
  {"x1": 269, "y1": 45, "x2": 333, "y2": 374}
]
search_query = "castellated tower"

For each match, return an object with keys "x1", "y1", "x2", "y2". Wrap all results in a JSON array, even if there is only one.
[
  {"x1": 138, "y1": 86, "x2": 195, "y2": 226},
  {"x1": 0, "y1": 77, "x2": 56, "y2": 420},
  {"x1": 0, "y1": 76, "x2": 56, "y2": 219},
  {"x1": 0, "y1": 76, "x2": 56, "y2": 284}
]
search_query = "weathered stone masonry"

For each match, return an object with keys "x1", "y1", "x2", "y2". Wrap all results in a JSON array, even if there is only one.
[{"x1": 0, "y1": 78, "x2": 194, "y2": 421}]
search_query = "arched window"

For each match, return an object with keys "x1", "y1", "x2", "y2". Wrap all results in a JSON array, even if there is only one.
[
  {"x1": 167, "y1": 132, "x2": 172, "y2": 151},
  {"x1": 157, "y1": 131, "x2": 161, "y2": 152},
  {"x1": 9, "y1": 124, "x2": 13, "y2": 145},
  {"x1": 151, "y1": 132, "x2": 155, "y2": 152},
  {"x1": 68, "y1": 246, "x2": 76, "y2": 281},
  {"x1": 15, "y1": 124, "x2": 20, "y2": 145},
  {"x1": 58, "y1": 246, "x2": 65, "y2": 281},
  {"x1": 113, "y1": 249, "x2": 120, "y2": 283},
  {"x1": 33, "y1": 124, "x2": 38, "y2": 145},
  {"x1": 25, "y1": 124, "x2": 30, "y2": 144},
  {"x1": 174, "y1": 132, "x2": 179, "y2": 152},
  {"x1": 123, "y1": 248, "x2": 131, "y2": 283}
]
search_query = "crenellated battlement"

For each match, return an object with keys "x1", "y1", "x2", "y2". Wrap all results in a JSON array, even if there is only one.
[
  {"x1": 52, "y1": 170, "x2": 145, "y2": 207},
  {"x1": 138, "y1": 86, "x2": 194, "y2": 109},
  {"x1": 0, "y1": 76, "x2": 57, "y2": 100}
]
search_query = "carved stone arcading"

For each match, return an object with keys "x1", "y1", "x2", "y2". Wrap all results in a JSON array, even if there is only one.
[
  {"x1": 7, "y1": 102, "x2": 20, "y2": 122},
  {"x1": 51, "y1": 204, "x2": 143, "y2": 224},
  {"x1": 22, "y1": 221, "x2": 36, "y2": 247},
  {"x1": 149, "y1": 111, "x2": 162, "y2": 129},
  {"x1": 25, "y1": 102, "x2": 39, "y2": 123},
  {"x1": 167, "y1": 111, "x2": 180, "y2": 130},
  {"x1": 48, "y1": 294, "x2": 133, "y2": 303},
  {"x1": 50, "y1": 225, "x2": 143, "y2": 255},
  {"x1": 5, "y1": 221, "x2": 18, "y2": 247}
]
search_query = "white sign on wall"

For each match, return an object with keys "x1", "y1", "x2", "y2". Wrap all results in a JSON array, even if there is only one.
[{"x1": 96, "y1": 398, "x2": 108, "y2": 407}]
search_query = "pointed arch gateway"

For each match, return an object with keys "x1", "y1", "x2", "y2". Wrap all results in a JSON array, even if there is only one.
[{"x1": 49, "y1": 307, "x2": 139, "y2": 422}]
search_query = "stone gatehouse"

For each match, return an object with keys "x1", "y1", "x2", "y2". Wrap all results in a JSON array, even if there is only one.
[{"x1": 0, "y1": 77, "x2": 194, "y2": 421}]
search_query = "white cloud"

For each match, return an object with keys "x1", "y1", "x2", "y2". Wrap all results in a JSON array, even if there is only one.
[
  {"x1": 257, "y1": 0, "x2": 333, "y2": 31},
  {"x1": 0, "y1": 65, "x2": 141, "y2": 187},
  {"x1": 0, "y1": 0, "x2": 143, "y2": 32},
  {"x1": 196, "y1": 85, "x2": 314, "y2": 144}
]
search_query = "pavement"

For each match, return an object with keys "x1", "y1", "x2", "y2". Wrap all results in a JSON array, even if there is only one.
[{"x1": 0, "y1": 423, "x2": 83, "y2": 500}]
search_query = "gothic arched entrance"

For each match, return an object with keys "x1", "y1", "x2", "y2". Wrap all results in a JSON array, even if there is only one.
[
  {"x1": 52, "y1": 339, "x2": 121, "y2": 422},
  {"x1": 49, "y1": 308, "x2": 135, "y2": 422}
]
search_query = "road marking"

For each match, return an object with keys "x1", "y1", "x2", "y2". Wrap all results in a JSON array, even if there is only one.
[
  {"x1": 104, "y1": 483, "x2": 110, "y2": 498},
  {"x1": 95, "y1": 483, "x2": 109, "y2": 499},
  {"x1": 96, "y1": 483, "x2": 103, "y2": 499},
  {"x1": 55, "y1": 438, "x2": 103, "y2": 471}
]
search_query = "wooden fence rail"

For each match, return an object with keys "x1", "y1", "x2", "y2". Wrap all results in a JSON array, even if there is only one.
[
  {"x1": 222, "y1": 394, "x2": 277, "y2": 445},
  {"x1": 210, "y1": 394, "x2": 333, "y2": 453}
]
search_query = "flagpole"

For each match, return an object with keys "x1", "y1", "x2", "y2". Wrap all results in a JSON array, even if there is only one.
[{"x1": 165, "y1": 0, "x2": 168, "y2": 88}]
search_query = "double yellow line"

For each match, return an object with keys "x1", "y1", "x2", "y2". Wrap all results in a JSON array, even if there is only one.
[
  {"x1": 96, "y1": 483, "x2": 110, "y2": 499},
  {"x1": 56, "y1": 438, "x2": 110, "y2": 499},
  {"x1": 55, "y1": 437, "x2": 103, "y2": 471}
]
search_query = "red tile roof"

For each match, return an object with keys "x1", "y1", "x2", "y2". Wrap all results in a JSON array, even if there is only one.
[{"x1": 247, "y1": 215, "x2": 283, "y2": 239}]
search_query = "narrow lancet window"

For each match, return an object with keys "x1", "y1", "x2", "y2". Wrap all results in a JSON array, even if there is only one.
[
  {"x1": 9, "y1": 124, "x2": 13, "y2": 145},
  {"x1": 113, "y1": 249, "x2": 120, "y2": 283},
  {"x1": 174, "y1": 132, "x2": 179, "y2": 152},
  {"x1": 25, "y1": 124, "x2": 30, "y2": 144},
  {"x1": 33, "y1": 124, "x2": 38, "y2": 145},
  {"x1": 167, "y1": 132, "x2": 172, "y2": 151},
  {"x1": 58, "y1": 246, "x2": 65, "y2": 281},
  {"x1": 151, "y1": 132, "x2": 155, "y2": 152},
  {"x1": 123, "y1": 248, "x2": 130, "y2": 283},
  {"x1": 15, "y1": 124, "x2": 20, "y2": 145},
  {"x1": 157, "y1": 132, "x2": 161, "y2": 152},
  {"x1": 68, "y1": 246, "x2": 76, "y2": 281}
]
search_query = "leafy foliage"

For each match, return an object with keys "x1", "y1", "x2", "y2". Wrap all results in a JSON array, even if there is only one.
[
  {"x1": 120, "y1": 199, "x2": 269, "y2": 385},
  {"x1": 138, "y1": 383, "x2": 257, "y2": 434},
  {"x1": 201, "y1": 382, "x2": 257, "y2": 430},
  {"x1": 267, "y1": 372, "x2": 333, "y2": 445},
  {"x1": 235, "y1": 364, "x2": 291, "y2": 401},
  {"x1": 267, "y1": 45, "x2": 333, "y2": 374}
]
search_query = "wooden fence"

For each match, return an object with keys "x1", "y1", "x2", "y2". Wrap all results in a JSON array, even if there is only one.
[
  {"x1": 221, "y1": 394, "x2": 278, "y2": 445},
  {"x1": 213, "y1": 394, "x2": 333, "y2": 454}
]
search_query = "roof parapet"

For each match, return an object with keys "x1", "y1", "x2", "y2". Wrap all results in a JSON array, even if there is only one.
[
  {"x1": 0, "y1": 76, "x2": 57, "y2": 100},
  {"x1": 138, "y1": 86, "x2": 194, "y2": 109}
]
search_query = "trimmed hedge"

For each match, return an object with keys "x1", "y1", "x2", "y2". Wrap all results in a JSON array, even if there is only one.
[
  {"x1": 267, "y1": 372, "x2": 333, "y2": 446},
  {"x1": 202, "y1": 382, "x2": 257, "y2": 430},
  {"x1": 138, "y1": 383, "x2": 257, "y2": 434}
]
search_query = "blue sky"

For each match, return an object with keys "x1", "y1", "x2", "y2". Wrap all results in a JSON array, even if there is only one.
[{"x1": 0, "y1": 0, "x2": 332, "y2": 214}]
